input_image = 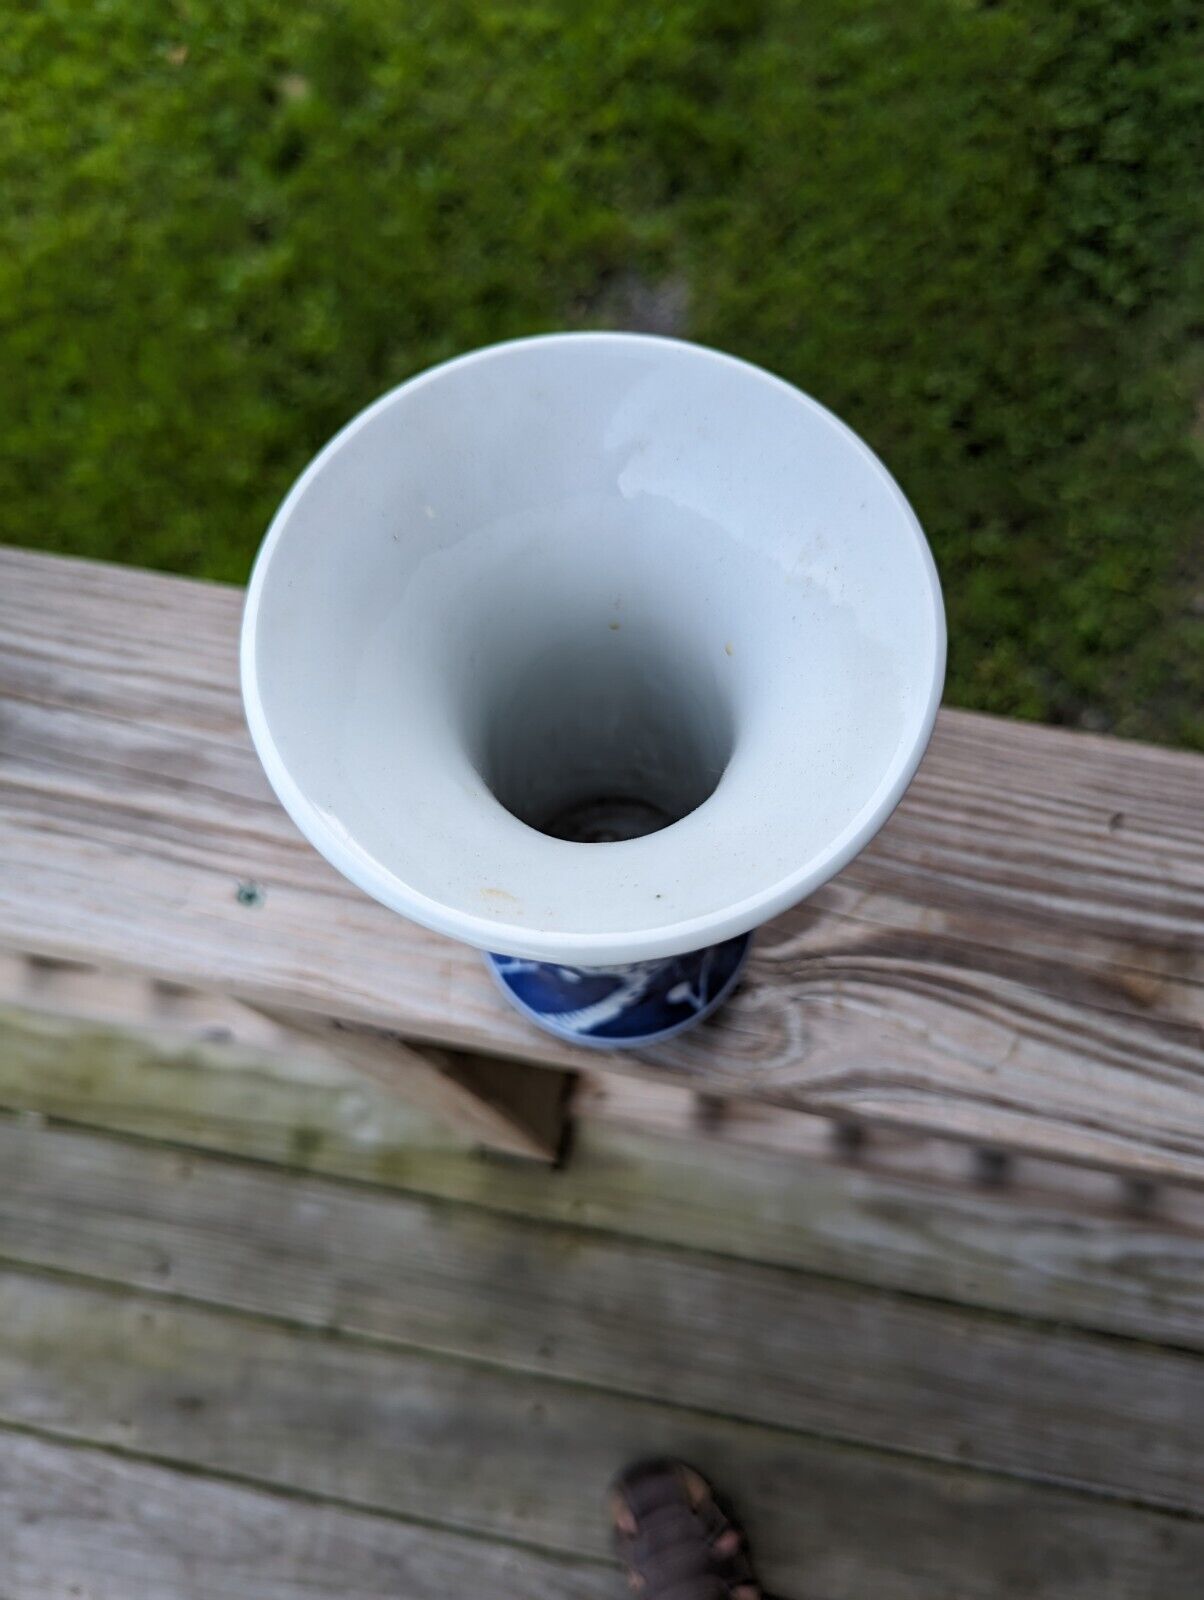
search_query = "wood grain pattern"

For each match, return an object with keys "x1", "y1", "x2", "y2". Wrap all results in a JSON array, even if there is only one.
[
  {"x1": 0, "y1": 954, "x2": 571, "y2": 1161},
  {"x1": 3, "y1": 1005, "x2": 1204, "y2": 1348},
  {"x1": 3, "y1": 1270, "x2": 1203, "y2": 1600},
  {"x1": 2, "y1": 1432, "x2": 614, "y2": 1600},
  {"x1": 3, "y1": 1118, "x2": 1202, "y2": 1512},
  {"x1": 1, "y1": 547, "x2": 1202, "y2": 1175},
  {"x1": 250, "y1": 1004, "x2": 572, "y2": 1161}
]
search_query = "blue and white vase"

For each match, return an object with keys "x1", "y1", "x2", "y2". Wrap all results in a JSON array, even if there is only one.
[
  {"x1": 488, "y1": 934, "x2": 753, "y2": 1050},
  {"x1": 242, "y1": 334, "x2": 944, "y2": 1050}
]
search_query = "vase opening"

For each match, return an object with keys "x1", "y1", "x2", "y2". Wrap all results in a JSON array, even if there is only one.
[{"x1": 473, "y1": 623, "x2": 735, "y2": 845}]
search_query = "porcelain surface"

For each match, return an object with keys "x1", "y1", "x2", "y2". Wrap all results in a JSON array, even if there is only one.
[
  {"x1": 487, "y1": 935, "x2": 753, "y2": 1049},
  {"x1": 241, "y1": 332, "x2": 945, "y2": 967}
]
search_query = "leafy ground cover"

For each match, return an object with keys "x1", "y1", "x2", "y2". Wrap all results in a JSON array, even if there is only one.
[{"x1": 1, "y1": 0, "x2": 1200, "y2": 742}]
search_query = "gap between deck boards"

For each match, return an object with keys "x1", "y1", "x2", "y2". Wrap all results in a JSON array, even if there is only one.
[
  {"x1": 2, "y1": 1116, "x2": 1202, "y2": 1518},
  {"x1": 2, "y1": 1014, "x2": 1203, "y2": 1596},
  {"x1": 2, "y1": 1428, "x2": 617, "y2": 1600},
  {"x1": 2, "y1": 1007, "x2": 1202, "y2": 1351},
  {"x1": 1, "y1": 1241, "x2": 1203, "y2": 1599}
]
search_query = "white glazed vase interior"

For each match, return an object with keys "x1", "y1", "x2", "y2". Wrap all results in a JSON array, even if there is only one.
[{"x1": 241, "y1": 334, "x2": 945, "y2": 997}]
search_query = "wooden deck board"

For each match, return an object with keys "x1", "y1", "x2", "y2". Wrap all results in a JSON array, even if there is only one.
[
  {"x1": 3, "y1": 1006, "x2": 1203, "y2": 1349},
  {"x1": 2, "y1": 548, "x2": 1202, "y2": 1176},
  {"x1": 3, "y1": 1432, "x2": 615, "y2": 1600},
  {"x1": 4, "y1": 1273, "x2": 1204, "y2": 1600},
  {"x1": 2, "y1": 1017, "x2": 1203, "y2": 1596},
  {"x1": 3, "y1": 1117, "x2": 1202, "y2": 1513}
]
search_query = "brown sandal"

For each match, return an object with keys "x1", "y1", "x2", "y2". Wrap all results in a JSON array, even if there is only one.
[{"x1": 608, "y1": 1459, "x2": 761, "y2": 1600}]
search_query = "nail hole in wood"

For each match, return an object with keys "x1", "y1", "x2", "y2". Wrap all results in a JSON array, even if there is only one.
[
  {"x1": 22, "y1": 954, "x2": 84, "y2": 993},
  {"x1": 1121, "y1": 1175, "x2": 1159, "y2": 1217},
  {"x1": 694, "y1": 1093, "x2": 727, "y2": 1133},
  {"x1": 832, "y1": 1119, "x2": 867, "y2": 1159},
  {"x1": 973, "y1": 1147, "x2": 1012, "y2": 1187}
]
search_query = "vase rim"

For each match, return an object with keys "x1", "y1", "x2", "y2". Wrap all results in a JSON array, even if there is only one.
[{"x1": 241, "y1": 331, "x2": 946, "y2": 965}]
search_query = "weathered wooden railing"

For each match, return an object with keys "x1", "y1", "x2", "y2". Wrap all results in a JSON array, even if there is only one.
[{"x1": 1, "y1": 547, "x2": 1201, "y2": 1179}]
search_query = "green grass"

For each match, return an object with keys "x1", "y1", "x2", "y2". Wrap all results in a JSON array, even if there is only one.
[{"x1": 1, "y1": 0, "x2": 1201, "y2": 745}]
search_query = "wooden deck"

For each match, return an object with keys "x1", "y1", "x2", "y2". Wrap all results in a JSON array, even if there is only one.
[
  {"x1": 2, "y1": 1010, "x2": 1203, "y2": 1596},
  {"x1": 1, "y1": 546, "x2": 1203, "y2": 1596}
]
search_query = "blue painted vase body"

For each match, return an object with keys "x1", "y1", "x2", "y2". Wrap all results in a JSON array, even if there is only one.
[{"x1": 487, "y1": 932, "x2": 752, "y2": 1049}]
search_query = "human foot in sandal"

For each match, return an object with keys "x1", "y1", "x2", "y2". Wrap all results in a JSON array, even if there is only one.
[{"x1": 608, "y1": 1458, "x2": 761, "y2": 1599}]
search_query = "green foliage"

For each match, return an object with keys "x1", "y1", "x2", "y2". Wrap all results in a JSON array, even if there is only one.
[{"x1": 1, "y1": 0, "x2": 1201, "y2": 743}]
